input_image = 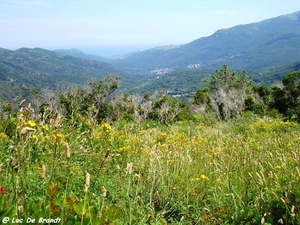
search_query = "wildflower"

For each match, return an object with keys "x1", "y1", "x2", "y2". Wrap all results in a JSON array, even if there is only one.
[
  {"x1": 50, "y1": 205, "x2": 60, "y2": 212},
  {"x1": 41, "y1": 165, "x2": 46, "y2": 179},
  {"x1": 156, "y1": 131, "x2": 168, "y2": 143},
  {"x1": 0, "y1": 133, "x2": 8, "y2": 142},
  {"x1": 94, "y1": 123, "x2": 112, "y2": 142},
  {"x1": 197, "y1": 123, "x2": 205, "y2": 130},
  {"x1": 101, "y1": 122, "x2": 112, "y2": 133},
  {"x1": 25, "y1": 120, "x2": 36, "y2": 128},
  {"x1": 32, "y1": 134, "x2": 38, "y2": 140},
  {"x1": 0, "y1": 186, "x2": 5, "y2": 196},
  {"x1": 274, "y1": 165, "x2": 282, "y2": 170},
  {"x1": 190, "y1": 178, "x2": 200, "y2": 182},
  {"x1": 64, "y1": 142, "x2": 71, "y2": 160},
  {"x1": 52, "y1": 132, "x2": 64, "y2": 141},
  {"x1": 20, "y1": 126, "x2": 35, "y2": 136},
  {"x1": 66, "y1": 197, "x2": 76, "y2": 204},
  {"x1": 42, "y1": 124, "x2": 50, "y2": 131},
  {"x1": 200, "y1": 174, "x2": 210, "y2": 181}
]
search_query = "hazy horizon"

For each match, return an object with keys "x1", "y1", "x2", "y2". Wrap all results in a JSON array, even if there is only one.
[{"x1": 1, "y1": 0, "x2": 300, "y2": 56}]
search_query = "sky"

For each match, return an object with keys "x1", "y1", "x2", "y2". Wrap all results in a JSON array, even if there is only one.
[{"x1": 1, "y1": 0, "x2": 300, "y2": 56}]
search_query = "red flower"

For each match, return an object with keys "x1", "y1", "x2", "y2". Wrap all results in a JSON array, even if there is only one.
[
  {"x1": 0, "y1": 186, "x2": 5, "y2": 196},
  {"x1": 50, "y1": 205, "x2": 60, "y2": 212}
]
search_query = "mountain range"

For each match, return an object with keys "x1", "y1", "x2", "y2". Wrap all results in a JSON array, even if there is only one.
[
  {"x1": 111, "y1": 11, "x2": 300, "y2": 71},
  {"x1": 1, "y1": 11, "x2": 300, "y2": 103}
]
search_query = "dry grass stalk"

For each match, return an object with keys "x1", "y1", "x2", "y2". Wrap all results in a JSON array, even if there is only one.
[
  {"x1": 291, "y1": 205, "x2": 295, "y2": 217},
  {"x1": 126, "y1": 162, "x2": 133, "y2": 175},
  {"x1": 20, "y1": 127, "x2": 35, "y2": 136},
  {"x1": 84, "y1": 172, "x2": 90, "y2": 192},
  {"x1": 18, "y1": 99, "x2": 26, "y2": 108},
  {"x1": 64, "y1": 142, "x2": 71, "y2": 160},
  {"x1": 11, "y1": 154, "x2": 18, "y2": 169},
  {"x1": 41, "y1": 165, "x2": 46, "y2": 179},
  {"x1": 261, "y1": 213, "x2": 267, "y2": 224},
  {"x1": 54, "y1": 111, "x2": 59, "y2": 129},
  {"x1": 102, "y1": 186, "x2": 107, "y2": 197},
  {"x1": 17, "y1": 205, "x2": 24, "y2": 214}
]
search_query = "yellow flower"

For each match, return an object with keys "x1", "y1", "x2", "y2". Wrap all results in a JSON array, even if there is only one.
[
  {"x1": 197, "y1": 123, "x2": 205, "y2": 130},
  {"x1": 274, "y1": 165, "x2": 281, "y2": 170},
  {"x1": 94, "y1": 123, "x2": 112, "y2": 142},
  {"x1": 190, "y1": 177, "x2": 201, "y2": 182},
  {"x1": 156, "y1": 131, "x2": 168, "y2": 143},
  {"x1": 52, "y1": 132, "x2": 65, "y2": 142},
  {"x1": 0, "y1": 132, "x2": 8, "y2": 142},
  {"x1": 200, "y1": 174, "x2": 210, "y2": 181},
  {"x1": 42, "y1": 124, "x2": 50, "y2": 131},
  {"x1": 25, "y1": 120, "x2": 36, "y2": 128}
]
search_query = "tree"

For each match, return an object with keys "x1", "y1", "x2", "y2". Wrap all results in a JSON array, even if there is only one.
[
  {"x1": 190, "y1": 88, "x2": 210, "y2": 113},
  {"x1": 204, "y1": 65, "x2": 253, "y2": 120},
  {"x1": 59, "y1": 75, "x2": 120, "y2": 123},
  {"x1": 272, "y1": 71, "x2": 300, "y2": 122}
]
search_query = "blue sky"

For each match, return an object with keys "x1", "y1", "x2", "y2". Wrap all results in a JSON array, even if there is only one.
[{"x1": 1, "y1": 0, "x2": 300, "y2": 56}]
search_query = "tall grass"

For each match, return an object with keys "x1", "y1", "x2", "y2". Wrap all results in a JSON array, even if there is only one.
[{"x1": 0, "y1": 108, "x2": 299, "y2": 224}]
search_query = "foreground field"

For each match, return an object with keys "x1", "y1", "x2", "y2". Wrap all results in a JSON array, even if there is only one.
[{"x1": 0, "y1": 109, "x2": 299, "y2": 224}]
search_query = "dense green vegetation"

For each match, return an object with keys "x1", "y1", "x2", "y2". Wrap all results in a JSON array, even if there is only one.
[
  {"x1": 0, "y1": 47, "x2": 150, "y2": 104},
  {"x1": 0, "y1": 65, "x2": 300, "y2": 224},
  {"x1": 1, "y1": 44, "x2": 300, "y2": 106}
]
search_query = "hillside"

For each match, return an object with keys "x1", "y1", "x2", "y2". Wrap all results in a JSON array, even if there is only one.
[
  {"x1": 114, "y1": 11, "x2": 300, "y2": 71},
  {"x1": 0, "y1": 47, "x2": 147, "y2": 103},
  {"x1": 129, "y1": 61, "x2": 300, "y2": 100},
  {"x1": 55, "y1": 48, "x2": 113, "y2": 63},
  {"x1": 2, "y1": 11, "x2": 300, "y2": 103},
  {"x1": 128, "y1": 68, "x2": 213, "y2": 100}
]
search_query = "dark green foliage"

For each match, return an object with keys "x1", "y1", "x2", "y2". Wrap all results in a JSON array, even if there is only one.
[
  {"x1": 148, "y1": 95, "x2": 187, "y2": 124},
  {"x1": 192, "y1": 88, "x2": 209, "y2": 105},
  {"x1": 59, "y1": 76, "x2": 120, "y2": 123},
  {"x1": 256, "y1": 61, "x2": 300, "y2": 86},
  {"x1": 0, "y1": 47, "x2": 147, "y2": 104},
  {"x1": 272, "y1": 71, "x2": 300, "y2": 122},
  {"x1": 253, "y1": 84, "x2": 271, "y2": 104},
  {"x1": 130, "y1": 68, "x2": 213, "y2": 102}
]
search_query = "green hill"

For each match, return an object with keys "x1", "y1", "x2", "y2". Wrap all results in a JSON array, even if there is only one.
[{"x1": 0, "y1": 47, "x2": 146, "y2": 103}]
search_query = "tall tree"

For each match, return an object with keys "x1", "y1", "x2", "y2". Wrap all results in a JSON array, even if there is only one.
[
  {"x1": 272, "y1": 71, "x2": 300, "y2": 122},
  {"x1": 204, "y1": 65, "x2": 253, "y2": 120}
]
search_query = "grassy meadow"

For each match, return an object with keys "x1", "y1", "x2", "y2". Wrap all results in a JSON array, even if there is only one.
[{"x1": 0, "y1": 103, "x2": 299, "y2": 224}]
